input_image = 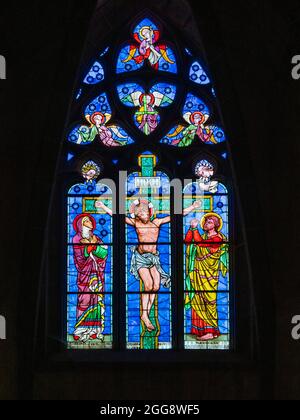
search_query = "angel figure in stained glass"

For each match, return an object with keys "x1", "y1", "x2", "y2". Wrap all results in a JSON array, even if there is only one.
[
  {"x1": 123, "y1": 25, "x2": 174, "y2": 70},
  {"x1": 118, "y1": 83, "x2": 176, "y2": 135},
  {"x1": 167, "y1": 111, "x2": 218, "y2": 147},
  {"x1": 68, "y1": 93, "x2": 134, "y2": 147},
  {"x1": 135, "y1": 94, "x2": 159, "y2": 135},
  {"x1": 70, "y1": 112, "x2": 132, "y2": 147},
  {"x1": 77, "y1": 113, "x2": 128, "y2": 147},
  {"x1": 162, "y1": 93, "x2": 226, "y2": 147}
]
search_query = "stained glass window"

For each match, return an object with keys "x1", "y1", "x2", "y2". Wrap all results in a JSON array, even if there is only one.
[
  {"x1": 117, "y1": 83, "x2": 176, "y2": 135},
  {"x1": 68, "y1": 93, "x2": 134, "y2": 147},
  {"x1": 189, "y1": 61, "x2": 211, "y2": 85},
  {"x1": 67, "y1": 162, "x2": 113, "y2": 349},
  {"x1": 183, "y1": 161, "x2": 230, "y2": 350},
  {"x1": 64, "y1": 14, "x2": 234, "y2": 353},
  {"x1": 161, "y1": 93, "x2": 226, "y2": 146},
  {"x1": 126, "y1": 153, "x2": 172, "y2": 349},
  {"x1": 117, "y1": 18, "x2": 177, "y2": 74},
  {"x1": 84, "y1": 62, "x2": 104, "y2": 85}
]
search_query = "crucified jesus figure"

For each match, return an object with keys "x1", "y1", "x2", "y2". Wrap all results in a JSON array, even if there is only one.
[{"x1": 95, "y1": 199, "x2": 202, "y2": 332}]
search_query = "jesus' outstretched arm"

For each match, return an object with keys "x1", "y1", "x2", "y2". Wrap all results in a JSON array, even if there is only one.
[
  {"x1": 154, "y1": 216, "x2": 171, "y2": 226},
  {"x1": 183, "y1": 200, "x2": 202, "y2": 216},
  {"x1": 125, "y1": 216, "x2": 136, "y2": 226},
  {"x1": 95, "y1": 201, "x2": 113, "y2": 217}
]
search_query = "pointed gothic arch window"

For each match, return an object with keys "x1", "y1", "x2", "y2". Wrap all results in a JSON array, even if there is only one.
[{"x1": 46, "y1": 5, "x2": 256, "y2": 358}]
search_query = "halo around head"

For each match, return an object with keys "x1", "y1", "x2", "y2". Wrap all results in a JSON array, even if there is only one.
[
  {"x1": 139, "y1": 26, "x2": 152, "y2": 40},
  {"x1": 190, "y1": 111, "x2": 206, "y2": 125},
  {"x1": 90, "y1": 112, "x2": 105, "y2": 125},
  {"x1": 73, "y1": 213, "x2": 96, "y2": 233},
  {"x1": 130, "y1": 199, "x2": 155, "y2": 219},
  {"x1": 139, "y1": 93, "x2": 155, "y2": 107},
  {"x1": 195, "y1": 159, "x2": 215, "y2": 177},
  {"x1": 200, "y1": 212, "x2": 223, "y2": 232},
  {"x1": 81, "y1": 160, "x2": 101, "y2": 182}
]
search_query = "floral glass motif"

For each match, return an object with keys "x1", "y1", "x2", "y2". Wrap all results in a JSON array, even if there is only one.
[
  {"x1": 68, "y1": 93, "x2": 134, "y2": 147},
  {"x1": 183, "y1": 179, "x2": 230, "y2": 350},
  {"x1": 118, "y1": 83, "x2": 176, "y2": 135},
  {"x1": 189, "y1": 61, "x2": 210, "y2": 85},
  {"x1": 117, "y1": 18, "x2": 177, "y2": 74},
  {"x1": 67, "y1": 164, "x2": 114, "y2": 349},
  {"x1": 161, "y1": 93, "x2": 226, "y2": 147}
]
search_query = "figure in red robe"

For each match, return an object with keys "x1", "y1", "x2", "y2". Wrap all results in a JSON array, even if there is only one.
[{"x1": 72, "y1": 214, "x2": 108, "y2": 343}]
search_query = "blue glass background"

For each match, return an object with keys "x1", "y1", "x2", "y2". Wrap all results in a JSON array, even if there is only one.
[
  {"x1": 84, "y1": 61, "x2": 105, "y2": 85},
  {"x1": 157, "y1": 47, "x2": 177, "y2": 74},
  {"x1": 116, "y1": 46, "x2": 144, "y2": 74},
  {"x1": 117, "y1": 83, "x2": 144, "y2": 106},
  {"x1": 150, "y1": 83, "x2": 176, "y2": 106},
  {"x1": 84, "y1": 93, "x2": 112, "y2": 119},
  {"x1": 189, "y1": 61, "x2": 211, "y2": 85},
  {"x1": 133, "y1": 18, "x2": 159, "y2": 35},
  {"x1": 183, "y1": 93, "x2": 210, "y2": 116}
]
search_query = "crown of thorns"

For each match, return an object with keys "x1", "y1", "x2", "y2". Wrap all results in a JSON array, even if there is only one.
[{"x1": 130, "y1": 199, "x2": 154, "y2": 219}]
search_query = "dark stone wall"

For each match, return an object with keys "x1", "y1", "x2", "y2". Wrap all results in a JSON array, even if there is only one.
[{"x1": 0, "y1": 0, "x2": 299, "y2": 400}]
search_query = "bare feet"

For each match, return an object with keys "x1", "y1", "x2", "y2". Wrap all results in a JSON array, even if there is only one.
[
  {"x1": 197, "y1": 333, "x2": 214, "y2": 342},
  {"x1": 141, "y1": 314, "x2": 156, "y2": 332}
]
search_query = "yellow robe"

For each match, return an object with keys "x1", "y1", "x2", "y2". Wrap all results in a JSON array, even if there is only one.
[{"x1": 185, "y1": 233, "x2": 228, "y2": 333}]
